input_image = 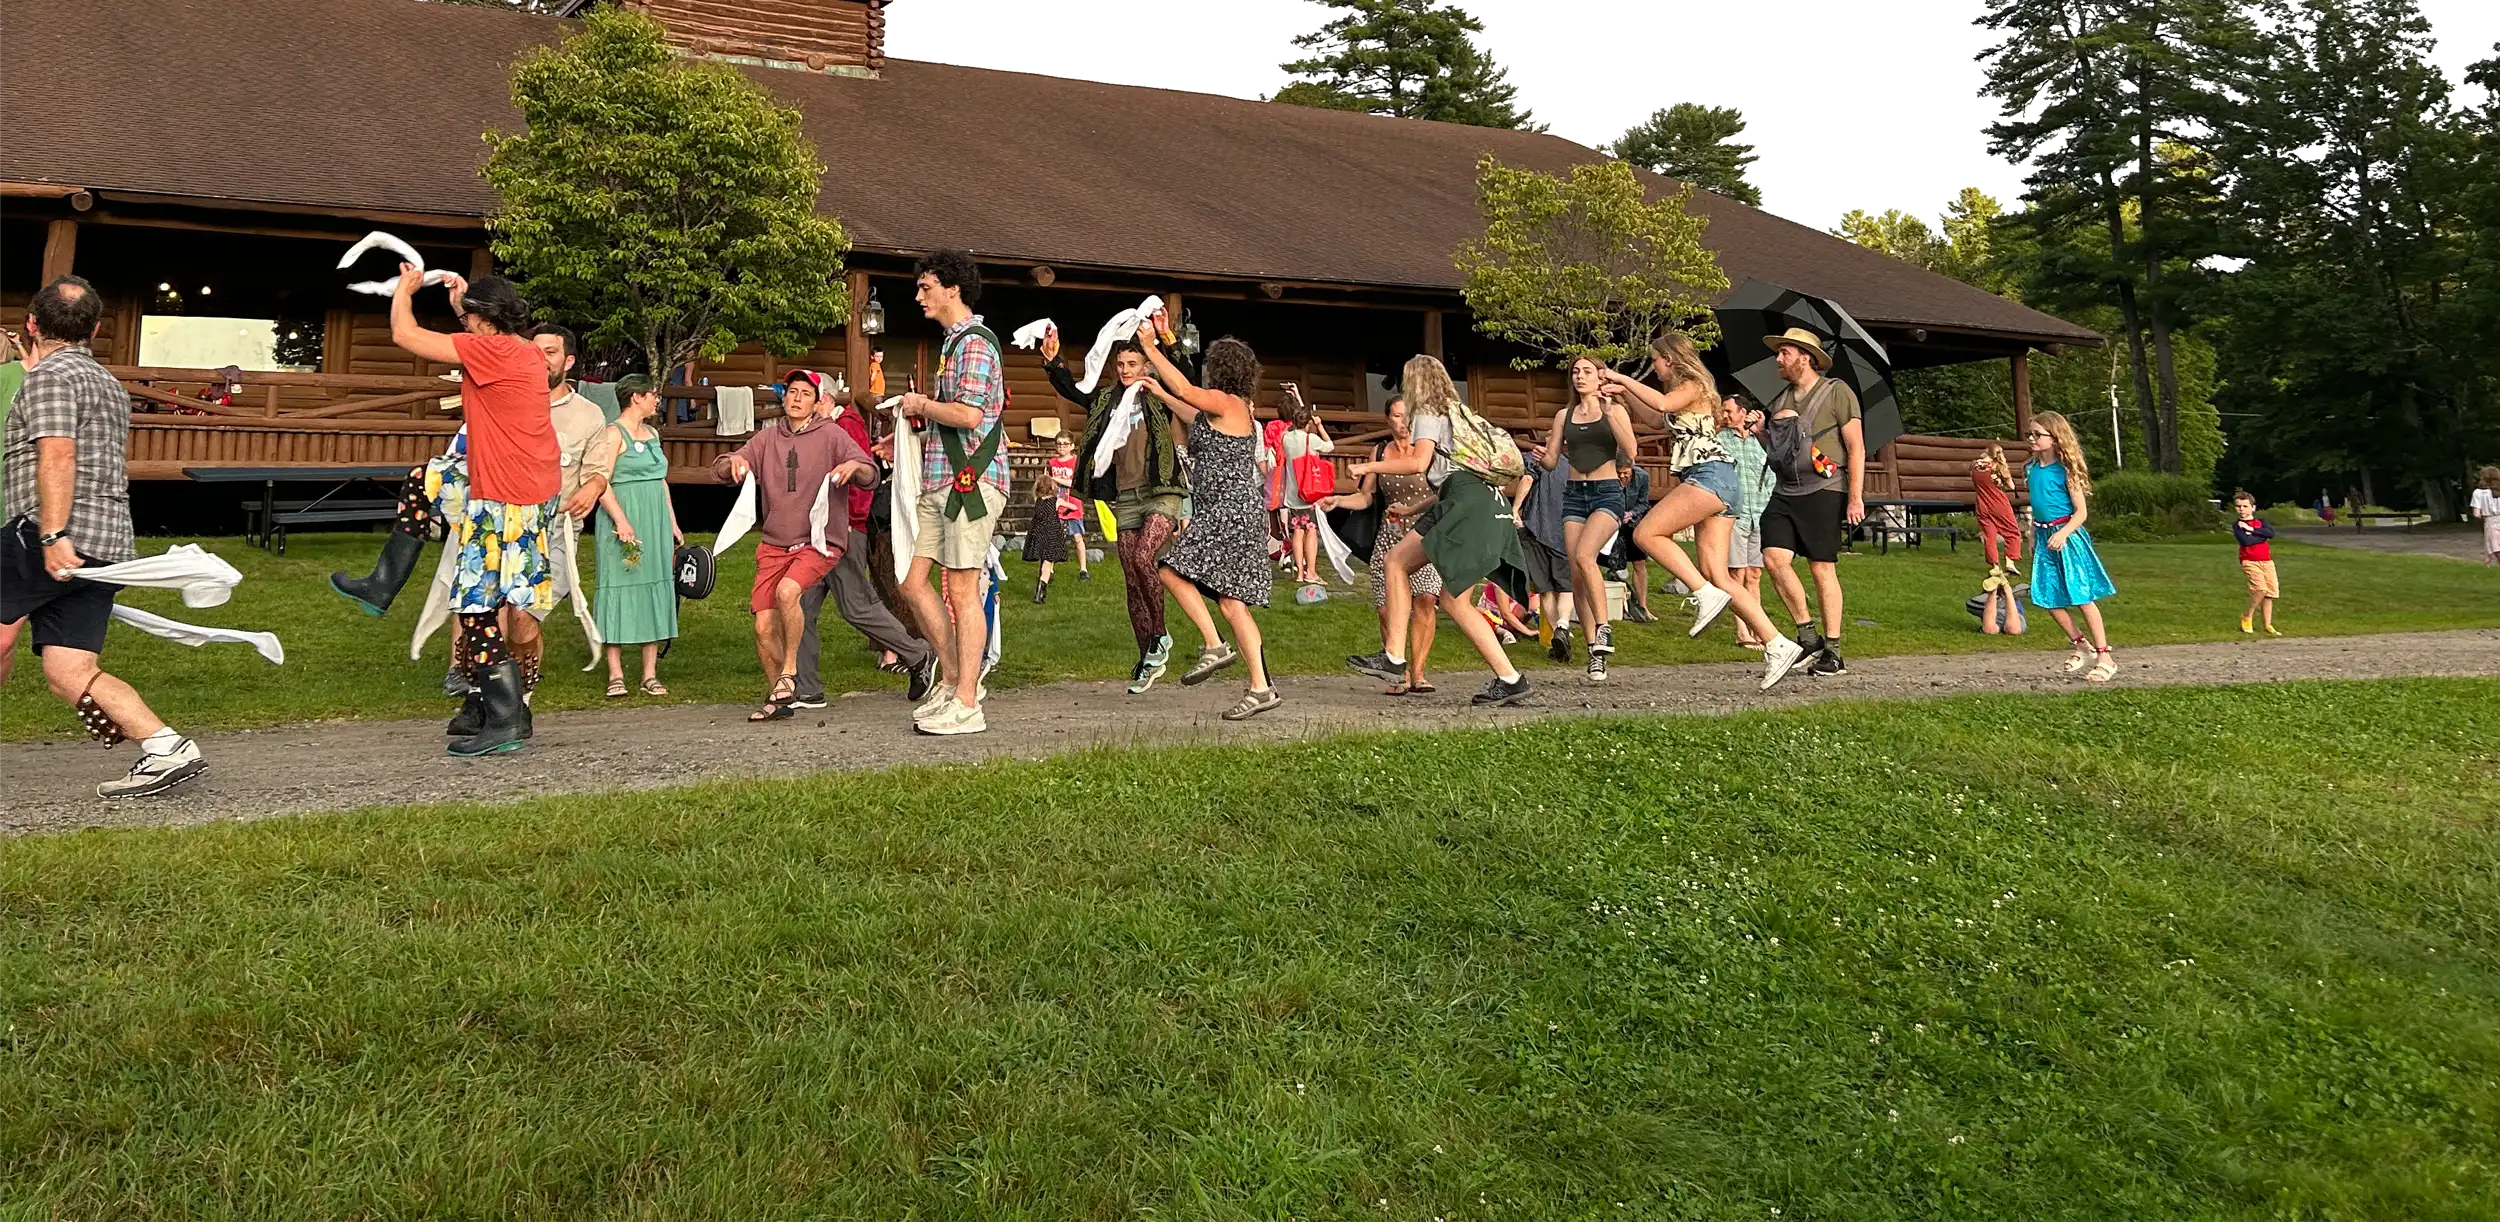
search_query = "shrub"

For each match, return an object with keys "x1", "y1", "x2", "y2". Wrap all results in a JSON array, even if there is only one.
[{"x1": 2090, "y1": 471, "x2": 2215, "y2": 519}]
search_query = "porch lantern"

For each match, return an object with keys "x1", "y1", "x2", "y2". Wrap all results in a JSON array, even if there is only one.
[
  {"x1": 1175, "y1": 309, "x2": 1201, "y2": 358},
  {"x1": 860, "y1": 286, "x2": 885, "y2": 337}
]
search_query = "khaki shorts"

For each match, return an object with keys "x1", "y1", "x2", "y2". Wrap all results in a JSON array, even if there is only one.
[
  {"x1": 1110, "y1": 489, "x2": 1184, "y2": 534},
  {"x1": 914, "y1": 485, "x2": 1007, "y2": 571},
  {"x1": 2241, "y1": 559, "x2": 2279, "y2": 598}
]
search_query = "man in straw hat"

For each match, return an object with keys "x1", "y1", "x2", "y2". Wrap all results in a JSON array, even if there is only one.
[{"x1": 1757, "y1": 326, "x2": 1864, "y2": 678}]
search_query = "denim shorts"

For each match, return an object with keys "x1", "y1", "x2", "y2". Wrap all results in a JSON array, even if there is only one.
[
  {"x1": 1677, "y1": 461, "x2": 1740, "y2": 518},
  {"x1": 1561, "y1": 478, "x2": 1626, "y2": 524}
]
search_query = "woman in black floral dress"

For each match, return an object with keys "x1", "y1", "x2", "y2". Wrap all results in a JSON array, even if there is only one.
[{"x1": 1139, "y1": 323, "x2": 1280, "y2": 721}]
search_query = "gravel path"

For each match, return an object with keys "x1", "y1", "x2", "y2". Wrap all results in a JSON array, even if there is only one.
[
  {"x1": 2279, "y1": 523, "x2": 2492, "y2": 562},
  {"x1": 7, "y1": 629, "x2": 2497, "y2": 836}
]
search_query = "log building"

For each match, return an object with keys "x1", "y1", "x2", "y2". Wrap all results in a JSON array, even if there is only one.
[{"x1": 1, "y1": 0, "x2": 2094, "y2": 509}]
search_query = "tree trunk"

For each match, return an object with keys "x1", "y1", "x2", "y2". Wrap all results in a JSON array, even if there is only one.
[
  {"x1": 2099, "y1": 184, "x2": 2160, "y2": 475},
  {"x1": 2422, "y1": 475, "x2": 2454, "y2": 523},
  {"x1": 2134, "y1": 59, "x2": 2181, "y2": 475},
  {"x1": 2146, "y1": 301, "x2": 2183, "y2": 474}
]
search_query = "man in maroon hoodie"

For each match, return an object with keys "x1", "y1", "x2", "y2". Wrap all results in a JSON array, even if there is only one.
[
  {"x1": 712, "y1": 371, "x2": 879, "y2": 721},
  {"x1": 785, "y1": 371, "x2": 936, "y2": 708}
]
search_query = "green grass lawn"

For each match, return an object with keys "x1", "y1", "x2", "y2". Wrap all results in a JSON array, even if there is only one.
[
  {"x1": 4, "y1": 679, "x2": 2496, "y2": 1218},
  {"x1": 2, "y1": 530, "x2": 2492, "y2": 740}
]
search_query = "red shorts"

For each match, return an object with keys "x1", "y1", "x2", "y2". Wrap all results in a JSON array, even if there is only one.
[{"x1": 751, "y1": 543, "x2": 839, "y2": 612}]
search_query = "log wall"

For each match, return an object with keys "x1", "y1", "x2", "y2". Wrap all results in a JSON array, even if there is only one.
[{"x1": 627, "y1": 0, "x2": 885, "y2": 71}]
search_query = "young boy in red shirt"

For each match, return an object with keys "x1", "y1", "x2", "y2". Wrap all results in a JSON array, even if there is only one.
[{"x1": 2231, "y1": 491, "x2": 2281, "y2": 635}]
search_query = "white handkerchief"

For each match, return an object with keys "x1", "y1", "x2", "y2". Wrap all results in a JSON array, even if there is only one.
[
  {"x1": 339, "y1": 230, "x2": 453, "y2": 296},
  {"x1": 1089, "y1": 382, "x2": 1147, "y2": 478},
  {"x1": 1076, "y1": 294, "x2": 1170, "y2": 393},
  {"x1": 1010, "y1": 319, "x2": 1055, "y2": 350},
  {"x1": 713, "y1": 474, "x2": 760, "y2": 558},
  {"x1": 111, "y1": 605, "x2": 285, "y2": 666},
  {"x1": 886, "y1": 396, "x2": 921, "y2": 582},
  {"x1": 1315, "y1": 512, "x2": 1360, "y2": 586},
  {"x1": 74, "y1": 544, "x2": 244, "y2": 608},
  {"x1": 810, "y1": 474, "x2": 834, "y2": 556}
]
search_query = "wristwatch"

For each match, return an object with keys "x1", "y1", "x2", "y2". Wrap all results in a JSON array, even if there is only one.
[{"x1": 37, "y1": 527, "x2": 70, "y2": 546}]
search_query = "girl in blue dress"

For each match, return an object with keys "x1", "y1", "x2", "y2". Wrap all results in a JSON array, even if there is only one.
[{"x1": 2023, "y1": 412, "x2": 2119, "y2": 682}]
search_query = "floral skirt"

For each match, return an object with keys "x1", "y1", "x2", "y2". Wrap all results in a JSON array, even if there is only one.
[{"x1": 451, "y1": 496, "x2": 554, "y2": 615}]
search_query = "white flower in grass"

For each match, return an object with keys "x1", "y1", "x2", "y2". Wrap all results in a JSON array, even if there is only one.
[{"x1": 1949, "y1": 1134, "x2": 1966, "y2": 1145}]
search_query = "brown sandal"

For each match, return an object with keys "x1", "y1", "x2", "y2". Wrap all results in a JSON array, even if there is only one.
[
  {"x1": 749, "y1": 674, "x2": 797, "y2": 721},
  {"x1": 640, "y1": 677, "x2": 669, "y2": 697}
]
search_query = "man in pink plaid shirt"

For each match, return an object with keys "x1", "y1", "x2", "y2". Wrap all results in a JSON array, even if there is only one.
[{"x1": 896, "y1": 248, "x2": 1008, "y2": 736}]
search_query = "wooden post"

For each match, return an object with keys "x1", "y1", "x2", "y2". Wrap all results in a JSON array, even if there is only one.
[
  {"x1": 1161, "y1": 292, "x2": 1183, "y2": 335},
  {"x1": 844, "y1": 269, "x2": 871, "y2": 390},
  {"x1": 1422, "y1": 308, "x2": 1444, "y2": 361},
  {"x1": 2010, "y1": 350, "x2": 2034, "y2": 437},
  {"x1": 469, "y1": 247, "x2": 493, "y2": 281},
  {"x1": 40, "y1": 219, "x2": 77, "y2": 282}
]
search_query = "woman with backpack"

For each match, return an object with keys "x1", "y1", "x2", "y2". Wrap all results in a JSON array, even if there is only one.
[
  {"x1": 1348, "y1": 355, "x2": 1536, "y2": 707},
  {"x1": 1534, "y1": 354, "x2": 1643, "y2": 682},
  {"x1": 1606, "y1": 331, "x2": 1810, "y2": 691},
  {"x1": 1277, "y1": 388, "x2": 1336, "y2": 587},
  {"x1": 1328, "y1": 393, "x2": 1443, "y2": 694}
]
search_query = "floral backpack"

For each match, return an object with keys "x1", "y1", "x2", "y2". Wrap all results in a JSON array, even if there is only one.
[{"x1": 1444, "y1": 396, "x2": 1526, "y2": 485}]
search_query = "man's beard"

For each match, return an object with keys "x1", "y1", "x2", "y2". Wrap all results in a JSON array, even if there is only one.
[{"x1": 547, "y1": 369, "x2": 566, "y2": 389}]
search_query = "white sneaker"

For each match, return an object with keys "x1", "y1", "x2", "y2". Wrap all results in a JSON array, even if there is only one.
[
  {"x1": 1759, "y1": 635, "x2": 1806, "y2": 691},
  {"x1": 914, "y1": 681, "x2": 986, "y2": 721},
  {"x1": 916, "y1": 698, "x2": 987, "y2": 736},
  {"x1": 1689, "y1": 584, "x2": 1732, "y2": 637},
  {"x1": 97, "y1": 738, "x2": 207, "y2": 798}
]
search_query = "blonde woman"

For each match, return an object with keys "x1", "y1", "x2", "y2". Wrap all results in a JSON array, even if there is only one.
[
  {"x1": 1604, "y1": 332, "x2": 1808, "y2": 690},
  {"x1": 1351, "y1": 356, "x2": 1535, "y2": 706},
  {"x1": 1327, "y1": 393, "x2": 1443, "y2": 694},
  {"x1": 1535, "y1": 355, "x2": 1642, "y2": 681},
  {"x1": 2023, "y1": 412, "x2": 2119, "y2": 680}
]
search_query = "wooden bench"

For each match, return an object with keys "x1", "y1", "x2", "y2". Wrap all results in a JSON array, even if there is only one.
[
  {"x1": 256, "y1": 499, "x2": 401, "y2": 553},
  {"x1": 2350, "y1": 510, "x2": 2428, "y2": 530},
  {"x1": 1860, "y1": 499, "x2": 1970, "y2": 555}
]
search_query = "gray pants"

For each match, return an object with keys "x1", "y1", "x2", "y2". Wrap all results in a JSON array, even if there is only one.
[{"x1": 794, "y1": 545, "x2": 933, "y2": 699}]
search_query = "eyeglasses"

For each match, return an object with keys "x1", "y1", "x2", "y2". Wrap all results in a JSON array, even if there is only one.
[{"x1": 2024, "y1": 430, "x2": 2052, "y2": 438}]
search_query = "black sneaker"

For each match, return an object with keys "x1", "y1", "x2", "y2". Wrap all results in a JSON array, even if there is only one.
[
  {"x1": 1033, "y1": 579, "x2": 1049, "y2": 604},
  {"x1": 789, "y1": 693, "x2": 829, "y2": 710},
  {"x1": 1548, "y1": 631, "x2": 1573, "y2": 664},
  {"x1": 1810, "y1": 646, "x2": 1848, "y2": 677},
  {"x1": 905, "y1": 654, "x2": 939, "y2": 702},
  {"x1": 1346, "y1": 651, "x2": 1404, "y2": 682},
  {"x1": 1471, "y1": 673, "x2": 1534, "y2": 706},
  {"x1": 1590, "y1": 622, "x2": 1615, "y2": 656}
]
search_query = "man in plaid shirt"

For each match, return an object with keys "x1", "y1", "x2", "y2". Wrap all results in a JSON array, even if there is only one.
[
  {"x1": 1, "y1": 275, "x2": 207, "y2": 797},
  {"x1": 897, "y1": 248, "x2": 1007, "y2": 737}
]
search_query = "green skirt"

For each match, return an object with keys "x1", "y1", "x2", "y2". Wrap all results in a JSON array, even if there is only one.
[{"x1": 1417, "y1": 470, "x2": 1530, "y2": 601}]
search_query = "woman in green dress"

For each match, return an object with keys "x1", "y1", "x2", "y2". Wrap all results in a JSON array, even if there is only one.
[{"x1": 591, "y1": 376, "x2": 682, "y2": 697}]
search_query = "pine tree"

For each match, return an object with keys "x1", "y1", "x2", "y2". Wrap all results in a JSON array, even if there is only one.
[
  {"x1": 1978, "y1": 0, "x2": 2251, "y2": 473},
  {"x1": 1274, "y1": 0, "x2": 1537, "y2": 130},
  {"x1": 1608, "y1": 104, "x2": 1762, "y2": 206}
]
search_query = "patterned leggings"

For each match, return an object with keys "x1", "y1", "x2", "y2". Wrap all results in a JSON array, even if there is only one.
[
  {"x1": 1117, "y1": 512, "x2": 1178, "y2": 652},
  {"x1": 389, "y1": 464, "x2": 436, "y2": 539}
]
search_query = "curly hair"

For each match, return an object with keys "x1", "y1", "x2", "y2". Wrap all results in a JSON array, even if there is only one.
[
  {"x1": 2029, "y1": 411, "x2": 2092, "y2": 498},
  {"x1": 458, "y1": 275, "x2": 534, "y2": 336},
  {"x1": 1201, "y1": 337, "x2": 1261, "y2": 401},
  {"x1": 1400, "y1": 355, "x2": 1462, "y2": 417},
  {"x1": 912, "y1": 248, "x2": 982, "y2": 307}
]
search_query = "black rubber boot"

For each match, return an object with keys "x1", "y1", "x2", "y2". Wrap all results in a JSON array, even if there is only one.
[
  {"x1": 329, "y1": 530, "x2": 424, "y2": 617},
  {"x1": 446, "y1": 686, "x2": 483, "y2": 737},
  {"x1": 447, "y1": 661, "x2": 527, "y2": 756}
]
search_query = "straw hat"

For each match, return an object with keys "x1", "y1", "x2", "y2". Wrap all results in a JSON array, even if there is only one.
[{"x1": 1763, "y1": 327, "x2": 1833, "y2": 371}]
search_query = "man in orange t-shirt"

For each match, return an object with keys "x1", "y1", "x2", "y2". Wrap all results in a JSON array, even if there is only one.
[{"x1": 380, "y1": 263, "x2": 559, "y2": 757}]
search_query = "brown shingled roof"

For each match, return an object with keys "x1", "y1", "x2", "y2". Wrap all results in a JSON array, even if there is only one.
[{"x1": 1, "y1": 0, "x2": 2097, "y2": 347}]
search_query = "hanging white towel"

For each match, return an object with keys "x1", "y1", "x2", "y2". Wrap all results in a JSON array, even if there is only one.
[
  {"x1": 1088, "y1": 382, "x2": 1148, "y2": 479},
  {"x1": 1076, "y1": 294, "x2": 1171, "y2": 393},
  {"x1": 714, "y1": 385, "x2": 756, "y2": 436},
  {"x1": 1009, "y1": 319, "x2": 1055, "y2": 350},
  {"x1": 887, "y1": 395, "x2": 921, "y2": 582},
  {"x1": 808, "y1": 474, "x2": 835, "y2": 557},
  {"x1": 1314, "y1": 512, "x2": 1360, "y2": 586},
  {"x1": 338, "y1": 230, "x2": 453, "y2": 296},
  {"x1": 110, "y1": 605, "x2": 285, "y2": 666},
  {"x1": 71, "y1": 544, "x2": 244, "y2": 608},
  {"x1": 410, "y1": 544, "x2": 458, "y2": 660},
  {"x1": 713, "y1": 473, "x2": 760, "y2": 557}
]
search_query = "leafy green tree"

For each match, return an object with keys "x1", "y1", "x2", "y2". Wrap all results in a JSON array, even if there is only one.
[
  {"x1": 2207, "y1": 0, "x2": 2490, "y2": 516},
  {"x1": 1609, "y1": 104, "x2": 1761, "y2": 206},
  {"x1": 1978, "y1": 0, "x2": 2252, "y2": 474},
  {"x1": 481, "y1": 6, "x2": 851, "y2": 380},
  {"x1": 1275, "y1": 0, "x2": 1537, "y2": 129},
  {"x1": 1834, "y1": 209, "x2": 1942, "y2": 265},
  {"x1": 1453, "y1": 156, "x2": 1727, "y2": 369}
]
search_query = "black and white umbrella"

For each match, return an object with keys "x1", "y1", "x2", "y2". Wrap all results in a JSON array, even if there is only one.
[{"x1": 1709, "y1": 278, "x2": 1905, "y2": 452}]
